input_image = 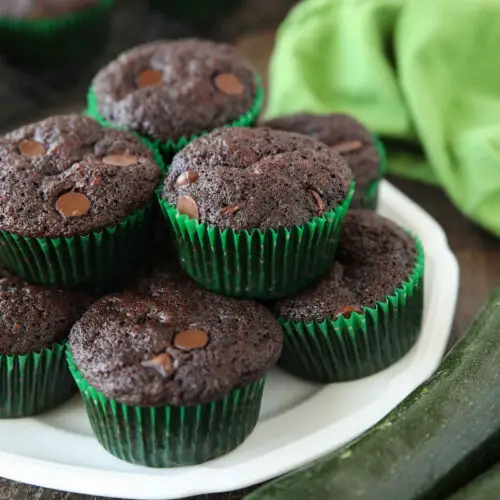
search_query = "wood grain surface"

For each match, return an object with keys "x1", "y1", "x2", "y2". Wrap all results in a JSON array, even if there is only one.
[{"x1": 1, "y1": 27, "x2": 499, "y2": 500}]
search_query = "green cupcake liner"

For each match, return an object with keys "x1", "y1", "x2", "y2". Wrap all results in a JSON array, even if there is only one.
[
  {"x1": 361, "y1": 138, "x2": 387, "y2": 210},
  {"x1": 0, "y1": 203, "x2": 153, "y2": 290},
  {"x1": 0, "y1": 0, "x2": 113, "y2": 69},
  {"x1": 67, "y1": 350, "x2": 265, "y2": 467},
  {"x1": 86, "y1": 75, "x2": 264, "y2": 162},
  {"x1": 149, "y1": 0, "x2": 244, "y2": 23},
  {"x1": 278, "y1": 235, "x2": 424, "y2": 383},
  {"x1": 0, "y1": 340, "x2": 76, "y2": 418},
  {"x1": 138, "y1": 135, "x2": 167, "y2": 174},
  {"x1": 157, "y1": 182, "x2": 354, "y2": 300}
]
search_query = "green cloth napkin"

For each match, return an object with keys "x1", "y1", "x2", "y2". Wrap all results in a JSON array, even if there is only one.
[{"x1": 267, "y1": 0, "x2": 500, "y2": 235}]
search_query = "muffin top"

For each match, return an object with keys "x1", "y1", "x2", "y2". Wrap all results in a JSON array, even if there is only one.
[
  {"x1": 132, "y1": 255, "x2": 189, "y2": 297},
  {"x1": 70, "y1": 274, "x2": 283, "y2": 406},
  {"x1": 0, "y1": 276, "x2": 90, "y2": 355},
  {"x1": 275, "y1": 210, "x2": 418, "y2": 322},
  {"x1": 162, "y1": 127, "x2": 352, "y2": 231},
  {"x1": 262, "y1": 113, "x2": 380, "y2": 207},
  {"x1": 0, "y1": 114, "x2": 160, "y2": 238},
  {"x1": 91, "y1": 39, "x2": 259, "y2": 143},
  {"x1": 0, "y1": 0, "x2": 98, "y2": 18}
]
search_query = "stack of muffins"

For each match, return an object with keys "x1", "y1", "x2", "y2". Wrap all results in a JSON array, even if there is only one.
[{"x1": 0, "y1": 38, "x2": 424, "y2": 468}]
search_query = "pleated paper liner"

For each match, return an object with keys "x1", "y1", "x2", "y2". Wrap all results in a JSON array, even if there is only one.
[
  {"x1": 278, "y1": 235, "x2": 425, "y2": 383},
  {"x1": 157, "y1": 183, "x2": 354, "y2": 300},
  {"x1": 149, "y1": 0, "x2": 244, "y2": 23},
  {"x1": 0, "y1": 0, "x2": 113, "y2": 69},
  {"x1": 143, "y1": 137, "x2": 168, "y2": 174},
  {"x1": 0, "y1": 203, "x2": 152, "y2": 290},
  {"x1": 86, "y1": 75, "x2": 264, "y2": 162},
  {"x1": 362, "y1": 138, "x2": 387, "y2": 210},
  {"x1": 0, "y1": 340, "x2": 75, "y2": 419},
  {"x1": 66, "y1": 350, "x2": 266, "y2": 467}
]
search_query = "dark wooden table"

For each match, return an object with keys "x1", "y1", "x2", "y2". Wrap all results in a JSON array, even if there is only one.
[{"x1": 2, "y1": 28, "x2": 500, "y2": 500}]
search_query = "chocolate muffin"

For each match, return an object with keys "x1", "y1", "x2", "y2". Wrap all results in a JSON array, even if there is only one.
[
  {"x1": 70, "y1": 291, "x2": 282, "y2": 407},
  {"x1": 157, "y1": 126, "x2": 354, "y2": 299},
  {"x1": 0, "y1": 114, "x2": 161, "y2": 288},
  {"x1": 0, "y1": 276, "x2": 90, "y2": 417},
  {"x1": 0, "y1": 276, "x2": 88, "y2": 355},
  {"x1": 88, "y1": 39, "x2": 263, "y2": 155},
  {"x1": 0, "y1": 114, "x2": 160, "y2": 238},
  {"x1": 263, "y1": 113, "x2": 384, "y2": 209},
  {"x1": 132, "y1": 253, "x2": 188, "y2": 296},
  {"x1": 68, "y1": 280, "x2": 282, "y2": 466},
  {"x1": 0, "y1": 0, "x2": 99, "y2": 18},
  {"x1": 0, "y1": 0, "x2": 112, "y2": 68},
  {"x1": 163, "y1": 127, "x2": 351, "y2": 230},
  {"x1": 276, "y1": 210, "x2": 418, "y2": 321},
  {"x1": 275, "y1": 210, "x2": 424, "y2": 382}
]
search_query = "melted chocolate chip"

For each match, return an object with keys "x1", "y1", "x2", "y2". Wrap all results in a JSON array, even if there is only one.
[
  {"x1": 137, "y1": 69, "x2": 163, "y2": 88},
  {"x1": 334, "y1": 305, "x2": 363, "y2": 319},
  {"x1": 175, "y1": 170, "x2": 199, "y2": 188},
  {"x1": 331, "y1": 140, "x2": 363, "y2": 154},
  {"x1": 102, "y1": 154, "x2": 138, "y2": 167},
  {"x1": 56, "y1": 192, "x2": 91, "y2": 217},
  {"x1": 173, "y1": 329, "x2": 208, "y2": 350},
  {"x1": 18, "y1": 139, "x2": 45, "y2": 157},
  {"x1": 220, "y1": 204, "x2": 241, "y2": 216},
  {"x1": 177, "y1": 195, "x2": 199, "y2": 221},
  {"x1": 213, "y1": 73, "x2": 245, "y2": 95},
  {"x1": 141, "y1": 352, "x2": 173, "y2": 376},
  {"x1": 309, "y1": 190, "x2": 325, "y2": 216}
]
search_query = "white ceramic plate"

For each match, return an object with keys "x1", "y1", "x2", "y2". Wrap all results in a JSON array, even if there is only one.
[{"x1": 0, "y1": 180, "x2": 459, "y2": 500}]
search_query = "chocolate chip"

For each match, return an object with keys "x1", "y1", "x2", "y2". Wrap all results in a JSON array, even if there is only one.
[
  {"x1": 102, "y1": 154, "x2": 138, "y2": 167},
  {"x1": 334, "y1": 305, "x2": 363, "y2": 319},
  {"x1": 175, "y1": 170, "x2": 199, "y2": 188},
  {"x1": 331, "y1": 140, "x2": 363, "y2": 154},
  {"x1": 137, "y1": 69, "x2": 163, "y2": 88},
  {"x1": 141, "y1": 353, "x2": 173, "y2": 376},
  {"x1": 173, "y1": 329, "x2": 209, "y2": 351},
  {"x1": 55, "y1": 192, "x2": 91, "y2": 217},
  {"x1": 158, "y1": 312, "x2": 171, "y2": 324},
  {"x1": 213, "y1": 73, "x2": 245, "y2": 95},
  {"x1": 309, "y1": 190, "x2": 325, "y2": 216},
  {"x1": 220, "y1": 204, "x2": 241, "y2": 216},
  {"x1": 177, "y1": 195, "x2": 199, "y2": 221},
  {"x1": 18, "y1": 139, "x2": 45, "y2": 158}
]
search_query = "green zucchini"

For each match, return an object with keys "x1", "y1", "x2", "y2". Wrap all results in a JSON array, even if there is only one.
[
  {"x1": 247, "y1": 288, "x2": 500, "y2": 500},
  {"x1": 446, "y1": 462, "x2": 500, "y2": 500}
]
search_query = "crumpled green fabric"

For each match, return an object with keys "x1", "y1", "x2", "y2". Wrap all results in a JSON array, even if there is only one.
[{"x1": 267, "y1": 0, "x2": 500, "y2": 235}]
